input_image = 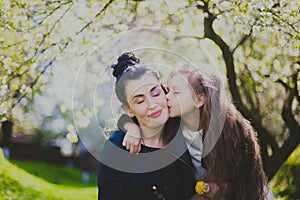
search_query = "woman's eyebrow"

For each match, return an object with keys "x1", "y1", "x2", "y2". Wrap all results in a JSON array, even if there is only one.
[
  {"x1": 131, "y1": 85, "x2": 160, "y2": 100},
  {"x1": 132, "y1": 94, "x2": 144, "y2": 99}
]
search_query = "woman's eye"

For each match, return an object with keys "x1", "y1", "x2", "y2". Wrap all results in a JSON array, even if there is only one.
[
  {"x1": 136, "y1": 99, "x2": 144, "y2": 104},
  {"x1": 153, "y1": 92, "x2": 160, "y2": 97},
  {"x1": 152, "y1": 89, "x2": 161, "y2": 97}
]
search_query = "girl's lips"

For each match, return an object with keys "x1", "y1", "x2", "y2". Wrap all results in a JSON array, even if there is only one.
[{"x1": 149, "y1": 109, "x2": 162, "y2": 118}]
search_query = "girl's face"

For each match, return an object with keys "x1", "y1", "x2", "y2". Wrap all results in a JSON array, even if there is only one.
[
  {"x1": 124, "y1": 73, "x2": 169, "y2": 129},
  {"x1": 166, "y1": 73, "x2": 203, "y2": 118}
]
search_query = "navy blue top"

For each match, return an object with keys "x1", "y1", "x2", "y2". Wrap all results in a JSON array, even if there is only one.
[{"x1": 98, "y1": 131, "x2": 195, "y2": 200}]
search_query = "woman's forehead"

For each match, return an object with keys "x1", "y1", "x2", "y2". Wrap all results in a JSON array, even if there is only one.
[{"x1": 125, "y1": 74, "x2": 160, "y2": 97}]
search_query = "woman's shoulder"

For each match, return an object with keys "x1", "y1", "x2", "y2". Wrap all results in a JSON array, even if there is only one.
[{"x1": 108, "y1": 130, "x2": 126, "y2": 148}]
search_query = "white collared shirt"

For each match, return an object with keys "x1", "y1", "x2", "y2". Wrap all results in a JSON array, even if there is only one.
[{"x1": 182, "y1": 126, "x2": 206, "y2": 181}]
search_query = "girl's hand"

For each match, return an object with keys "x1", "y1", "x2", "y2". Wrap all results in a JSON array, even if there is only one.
[
  {"x1": 195, "y1": 182, "x2": 225, "y2": 199},
  {"x1": 122, "y1": 123, "x2": 142, "y2": 154},
  {"x1": 190, "y1": 193, "x2": 206, "y2": 200},
  {"x1": 204, "y1": 183, "x2": 228, "y2": 199},
  {"x1": 205, "y1": 182, "x2": 223, "y2": 199}
]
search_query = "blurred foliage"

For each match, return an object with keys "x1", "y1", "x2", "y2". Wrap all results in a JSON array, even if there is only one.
[
  {"x1": 270, "y1": 145, "x2": 300, "y2": 200},
  {"x1": 0, "y1": 148, "x2": 97, "y2": 200},
  {"x1": 0, "y1": 0, "x2": 74, "y2": 121},
  {"x1": 0, "y1": 0, "x2": 299, "y2": 193}
]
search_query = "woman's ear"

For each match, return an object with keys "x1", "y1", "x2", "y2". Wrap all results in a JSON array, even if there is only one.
[
  {"x1": 122, "y1": 105, "x2": 135, "y2": 117},
  {"x1": 194, "y1": 93, "x2": 206, "y2": 108}
]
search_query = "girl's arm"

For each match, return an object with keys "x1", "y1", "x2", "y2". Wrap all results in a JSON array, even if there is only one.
[{"x1": 117, "y1": 114, "x2": 142, "y2": 154}]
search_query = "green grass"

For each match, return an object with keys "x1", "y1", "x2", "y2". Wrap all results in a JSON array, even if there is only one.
[
  {"x1": 0, "y1": 148, "x2": 98, "y2": 200},
  {"x1": 2, "y1": 146, "x2": 299, "y2": 200},
  {"x1": 270, "y1": 145, "x2": 300, "y2": 200},
  {"x1": 10, "y1": 159, "x2": 98, "y2": 187}
]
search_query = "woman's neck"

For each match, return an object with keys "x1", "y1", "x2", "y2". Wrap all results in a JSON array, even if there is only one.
[
  {"x1": 140, "y1": 126, "x2": 164, "y2": 148},
  {"x1": 182, "y1": 108, "x2": 201, "y2": 132}
]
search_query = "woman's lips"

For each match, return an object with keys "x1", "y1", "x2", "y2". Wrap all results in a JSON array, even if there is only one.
[
  {"x1": 167, "y1": 105, "x2": 172, "y2": 113},
  {"x1": 149, "y1": 109, "x2": 162, "y2": 118}
]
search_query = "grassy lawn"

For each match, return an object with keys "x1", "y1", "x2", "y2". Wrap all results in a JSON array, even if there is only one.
[
  {"x1": 270, "y1": 145, "x2": 300, "y2": 200},
  {"x1": 0, "y1": 148, "x2": 98, "y2": 200},
  {"x1": 10, "y1": 159, "x2": 98, "y2": 187},
  {"x1": 2, "y1": 146, "x2": 299, "y2": 200}
]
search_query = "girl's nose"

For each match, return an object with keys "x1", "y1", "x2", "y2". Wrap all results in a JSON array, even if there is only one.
[
  {"x1": 162, "y1": 85, "x2": 169, "y2": 94},
  {"x1": 166, "y1": 91, "x2": 172, "y2": 100}
]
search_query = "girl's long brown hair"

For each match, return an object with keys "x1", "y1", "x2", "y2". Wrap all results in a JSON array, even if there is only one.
[{"x1": 178, "y1": 70, "x2": 268, "y2": 199}]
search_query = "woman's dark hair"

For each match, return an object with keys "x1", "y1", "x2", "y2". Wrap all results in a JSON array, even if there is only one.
[
  {"x1": 112, "y1": 52, "x2": 159, "y2": 107},
  {"x1": 112, "y1": 52, "x2": 140, "y2": 81}
]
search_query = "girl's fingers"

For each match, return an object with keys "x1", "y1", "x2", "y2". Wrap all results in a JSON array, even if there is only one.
[
  {"x1": 122, "y1": 140, "x2": 127, "y2": 147},
  {"x1": 130, "y1": 145, "x2": 136, "y2": 154},
  {"x1": 126, "y1": 142, "x2": 131, "y2": 151},
  {"x1": 136, "y1": 144, "x2": 141, "y2": 154}
]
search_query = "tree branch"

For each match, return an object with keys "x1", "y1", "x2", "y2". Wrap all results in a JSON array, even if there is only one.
[
  {"x1": 11, "y1": 0, "x2": 115, "y2": 109},
  {"x1": 34, "y1": 3, "x2": 73, "y2": 56},
  {"x1": 268, "y1": 8, "x2": 299, "y2": 36},
  {"x1": 242, "y1": 64, "x2": 259, "y2": 112},
  {"x1": 232, "y1": 22, "x2": 255, "y2": 53},
  {"x1": 281, "y1": 72, "x2": 300, "y2": 132},
  {"x1": 76, "y1": 0, "x2": 115, "y2": 35},
  {"x1": 27, "y1": 1, "x2": 73, "y2": 31},
  {"x1": 276, "y1": 79, "x2": 288, "y2": 89},
  {"x1": 293, "y1": 69, "x2": 300, "y2": 105},
  {"x1": 266, "y1": 73, "x2": 300, "y2": 178},
  {"x1": 12, "y1": 55, "x2": 58, "y2": 108},
  {"x1": 197, "y1": 0, "x2": 280, "y2": 167},
  {"x1": 175, "y1": 35, "x2": 206, "y2": 40}
]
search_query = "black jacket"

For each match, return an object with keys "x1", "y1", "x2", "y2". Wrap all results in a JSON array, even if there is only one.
[{"x1": 98, "y1": 131, "x2": 195, "y2": 200}]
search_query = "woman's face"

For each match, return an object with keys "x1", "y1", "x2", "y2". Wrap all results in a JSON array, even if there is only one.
[
  {"x1": 166, "y1": 73, "x2": 200, "y2": 118},
  {"x1": 124, "y1": 73, "x2": 169, "y2": 129}
]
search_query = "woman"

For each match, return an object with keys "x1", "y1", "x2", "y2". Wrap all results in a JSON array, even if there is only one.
[
  {"x1": 98, "y1": 53, "x2": 195, "y2": 200},
  {"x1": 121, "y1": 69, "x2": 269, "y2": 199}
]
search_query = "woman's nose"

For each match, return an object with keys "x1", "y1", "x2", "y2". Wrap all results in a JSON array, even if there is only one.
[
  {"x1": 148, "y1": 98, "x2": 157, "y2": 109},
  {"x1": 147, "y1": 97, "x2": 156, "y2": 108}
]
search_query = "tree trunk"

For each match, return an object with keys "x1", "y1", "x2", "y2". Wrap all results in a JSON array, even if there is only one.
[
  {"x1": 2, "y1": 120, "x2": 13, "y2": 147},
  {"x1": 198, "y1": 3, "x2": 300, "y2": 180}
]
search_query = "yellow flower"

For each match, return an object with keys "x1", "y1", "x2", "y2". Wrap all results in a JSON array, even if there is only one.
[{"x1": 195, "y1": 181, "x2": 208, "y2": 195}]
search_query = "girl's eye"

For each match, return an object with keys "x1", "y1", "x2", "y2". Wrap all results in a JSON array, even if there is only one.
[{"x1": 168, "y1": 88, "x2": 180, "y2": 95}]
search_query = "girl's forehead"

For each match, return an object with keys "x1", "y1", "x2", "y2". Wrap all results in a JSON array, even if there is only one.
[{"x1": 168, "y1": 73, "x2": 188, "y2": 86}]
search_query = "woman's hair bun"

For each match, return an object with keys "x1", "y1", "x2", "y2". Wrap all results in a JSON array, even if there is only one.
[{"x1": 112, "y1": 52, "x2": 140, "y2": 79}]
